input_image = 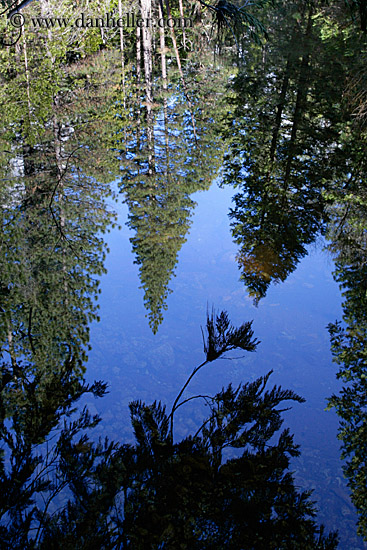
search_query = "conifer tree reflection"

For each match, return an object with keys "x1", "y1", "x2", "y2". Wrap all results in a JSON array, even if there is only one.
[
  {"x1": 118, "y1": 70, "x2": 224, "y2": 332},
  {"x1": 327, "y1": 193, "x2": 367, "y2": 540},
  {"x1": 220, "y1": 0, "x2": 360, "y2": 303},
  {"x1": 0, "y1": 52, "x2": 119, "y2": 370},
  {"x1": 228, "y1": 183, "x2": 325, "y2": 304},
  {"x1": 0, "y1": 52, "x2": 119, "y2": 548}
]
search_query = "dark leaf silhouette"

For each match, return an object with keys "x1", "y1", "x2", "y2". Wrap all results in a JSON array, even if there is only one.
[{"x1": 202, "y1": 308, "x2": 260, "y2": 361}]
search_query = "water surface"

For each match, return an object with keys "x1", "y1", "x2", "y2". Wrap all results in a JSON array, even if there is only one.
[{"x1": 86, "y1": 181, "x2": 362, "y2": 549}]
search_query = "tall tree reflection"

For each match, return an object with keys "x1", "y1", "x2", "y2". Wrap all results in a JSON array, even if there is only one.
[
  {"x1": 219, "y1": 0, "x2": 365, "y2": 304},
  {"x1": 117, "y1": 61, "x2": 225, "y2": 332}
]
